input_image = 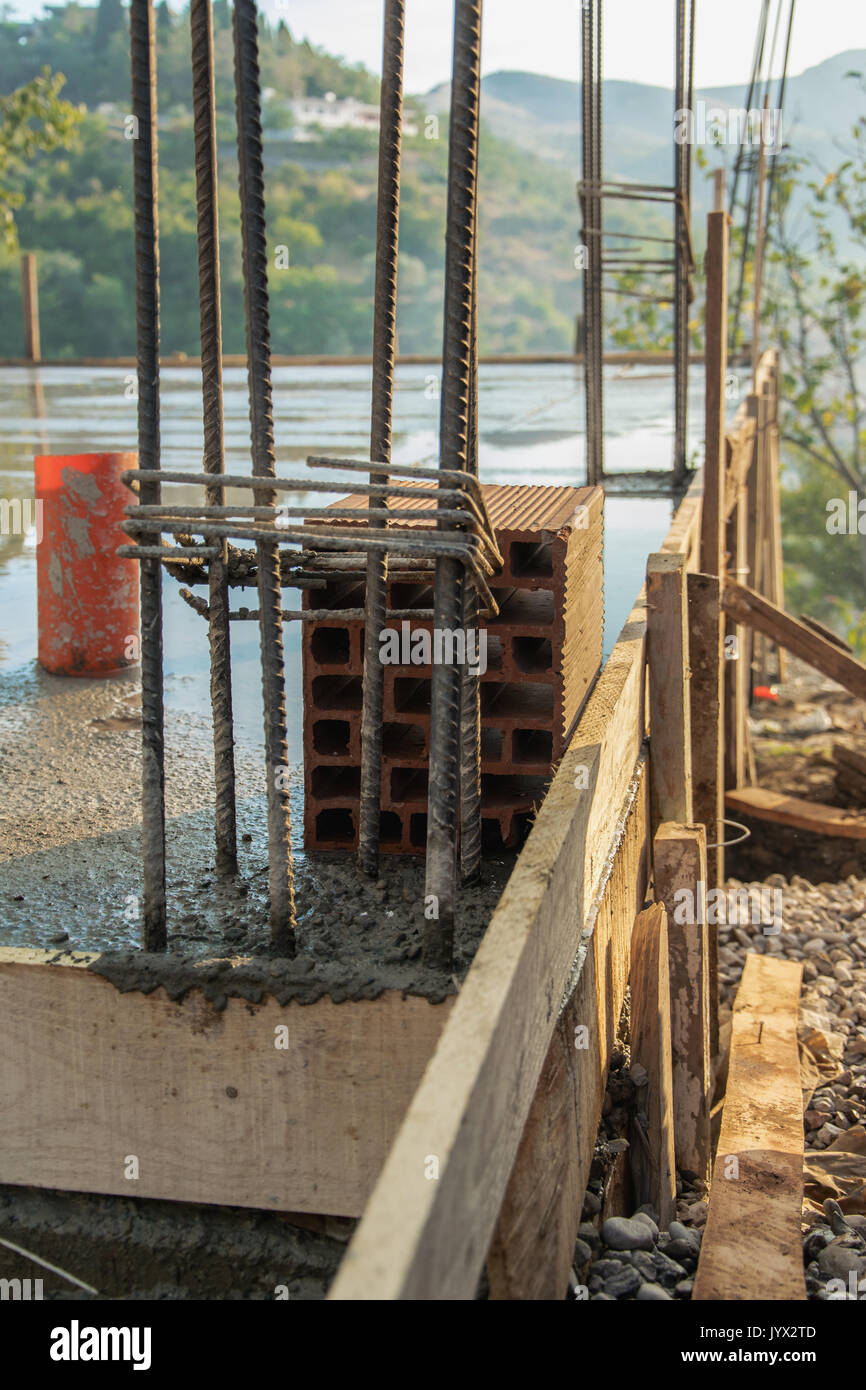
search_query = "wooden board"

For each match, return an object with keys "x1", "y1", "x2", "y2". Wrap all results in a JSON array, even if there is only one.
[
  {"x1": 629, "y1": 903, "x2": 677, "y2": 1228},
  {"x1": 721, "y1": 582, "x2": 866, "y2": 703},
  {"x1": 661, "y1": 471, "x2": 703, "y2": 571},
  {"x1": 688, "y1": 571, "x2": 724, "y2": 890},
  {"x1": 0, "y1": 950, "x2": 451, "y2": 1218},
  {"x1": 653, "y1": 823, "x2": 712, "y2": 1180},
  {"x1": 726, "y1": 786, "x2": 866, "y2": 840},
  {"x1": 693, "y1": 953, "x2": 806, "y2": 1301},
  {"x1": 487, "y1": 771, "x2": 648, "y2": 1299},
  {"x1": 700, "y1": 211, "x2": 728, "y2": 578},
  {"x1": 647, "y1": 552, "x2": 693, "y2": 832},
  {"x1": 328, "y1": 589, "x2": 649, "y2": 1300}
]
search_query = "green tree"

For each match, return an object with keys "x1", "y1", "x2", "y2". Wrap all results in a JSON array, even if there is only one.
[{"x1": 0, "y1": 67, "x2": 81, "y2": 252}]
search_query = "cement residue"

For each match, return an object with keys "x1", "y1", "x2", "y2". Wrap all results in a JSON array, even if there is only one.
[
  {"x1": 0, "y1": 663, "x2": 515, "y2": 1002},
  {"x1": 0, "y1": 1182, "x2": 350, "y2": 1300}
]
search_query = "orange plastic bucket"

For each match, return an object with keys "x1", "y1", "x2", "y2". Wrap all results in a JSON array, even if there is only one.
[{"x1": 35, "y1": 451, "x2": 141, "y2": 677}]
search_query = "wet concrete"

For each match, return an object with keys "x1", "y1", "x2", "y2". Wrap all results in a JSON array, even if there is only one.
[{"x1": 0, "y1": 662, "x2": 514, "y2": 1002}]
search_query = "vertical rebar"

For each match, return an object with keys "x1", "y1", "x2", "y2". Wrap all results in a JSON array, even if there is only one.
[
  {"x1": 191, "y1": 0, "x2": 238, "y2": 878},
  {"x1": 131, "y1": 0, "x2": 167, "y2": 951},
  {"x1": 358, "y1": 0, "x2": 405, "y2": 879},
  {"x1": 672, "y1": 0, "x2": 693, "y2": 484},
  {"x1": 232, "y1": 0, "x2": 295, "y2": 952},
  {"x1": 459, "y1": 210, "x2": 482, "y2": 884},
  {"x1": 580, "y1": 0, "x2": 603, "y2": 486},
  {"x1": 424, "y1": 0, "x2": 482, "y2": 968}
]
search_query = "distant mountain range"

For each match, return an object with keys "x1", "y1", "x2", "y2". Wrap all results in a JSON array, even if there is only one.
[{"x1": 426, "y1": 50, "x2": 866, "y2": 218}]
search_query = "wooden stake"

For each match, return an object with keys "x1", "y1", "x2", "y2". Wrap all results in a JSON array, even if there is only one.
[
  {"x1": 700, "y1": 211, "x2": 728, "y2": 577},
  {"x1": 693, "y1": 954, "x2": 806, "y2": 1301},
  {"x1": 653, "y1": 822, "x2": 712, "y2": 1181},
  {"x1": 647, "y1": 552, "x2": 693, "y2": 833},
  {"x1": 629, "y1": 903, "x2": 677, "y2": 1227},
  {"x1": 21, "y1": 253, "x2": 41, "y2": 362}
]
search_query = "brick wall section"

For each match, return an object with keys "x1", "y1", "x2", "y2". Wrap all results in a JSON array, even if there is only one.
[{"x1": 302, "y1": 483, "x2": 604, "y2": 853}]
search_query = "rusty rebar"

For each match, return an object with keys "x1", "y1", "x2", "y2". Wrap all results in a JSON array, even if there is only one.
[
  {"x1": 358, "y1": 0, "x2": 405, "y2": 878},
  {"x1": 130, "y1": 0, "x2": 167, "y2": 951},
  {"x1": 191, "y1": 0, "x2": 238, "y2": 878},
  {"x1": 459, "y1": 205, "x2": 482, "y2": 884},
  {"x1": 424, "y1": 0, "x2": 482, "y2": 968},
  {"x1": 232, "y1": 0, "x2": 295, "y2": 952}
]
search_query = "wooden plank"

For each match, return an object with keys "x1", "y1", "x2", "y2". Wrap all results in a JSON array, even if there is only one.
[
  {"x1": 693, "y1": 954, "x2": 806, "y2": 1301},
  {"x1": 329, "y1": 591, "x2": 648, "y2": 1300},
  {"x1": 721, "y1": 582, "x2": 866, "y2": 702},
  {"x1": 687, "y1": 571, "x2": 722, "y2": 1057},
  {"x1": 700, "y1": 210, "x2": 728, "y2": 577},
  {"x1": 662, "y1": 471, "x2": 703, "y2": 570},
  {"x1": 723, "y1": 415, "x2": 756, "y2": 518},
  {"x1": 487, "y1": 772, "x2": 648, "y2": 1299},
  {"x1": 21, "y1": 253, "x2": 40, "y2": 362},
  {"x1": 725, "y1": 786, "x2": 866, "y2": 839},
  {"x1": 688, "y1": 571, "x2": 724, "y2": 889},
  {"x1": 653, "y1": 823, "x2": 712, "y2": 1180},
  {"x1": 724, "y1": 492, "x2": 751, "y2": 789},
  {"x1": 647, "y1": 552, "x2": 693, "y2": 831},
  {"x1": 629, "y1": 903, "x2": 677, "y2": 1228},
  {"x1": 0, "y1": 951, "x2": 451, "y2": 1218}
]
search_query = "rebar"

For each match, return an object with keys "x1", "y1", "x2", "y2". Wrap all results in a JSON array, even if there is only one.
[
  {"x1": 130, "y1": 0, "x2": 167, "y2": 951},
  {"x1": 459, "y1": 195, "x2": 481, "y2": 885},
  {"x1": 232, "y1": 0, "x2": 294, "y2": 952},
  {"x1": 191, "y1": 0, "x2": 238, "y2": 877},
  {"x1": 358, "y1": 0, "x2": 405, "y2": 878},
  {"x1": 424, "y1": 0, "x2": 482, "y2": 969}
]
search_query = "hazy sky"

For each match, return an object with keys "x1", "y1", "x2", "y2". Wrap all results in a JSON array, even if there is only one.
[{"x1": 8, "y1": 1, "x2": 866, "y2": 93}]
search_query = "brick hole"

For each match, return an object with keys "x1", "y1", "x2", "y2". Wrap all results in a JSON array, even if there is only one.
[
  {"x1": 510, "y1": 539, "x2": 553, "y2": 578},
  {"x1": 480, "y1": 727, "x2": 503, "y2": 762},
  {"x1": 489, "y1": 588, "x2": 554, "y2": 626},
  {"x1": 315, "y1": 808, "x2": 354, "y2": 842},
  {"x1": 481, "y1": 773, "x2": 549, "y2": 807},
  {"x1": 308, "y1": 580, "x2": 366, "y2": 612},
  {"x1": 382, "y1": 723, "x2": 427, "y2": 759},
  {"x1": 379, "y1": 810, "x2": 402, "y2": 844},
  {"x1": 388, "y1": 582, "x2": 434, "y2": 610},
  {"x1": 481, "y1": 682, "x2": 553, "y2": 718},
  {"x1": 311, "y1": 626, "x2": 350, "y2": 664},
  {"x1": 394, "y1": 677, "x2": 431, "y2": 715},
  {"x1": 409, "y1": 812, "x2": 428, "y2": 847},
  {"x1": 311, "y1": 675, "x2": 363, "y2": 710},
  {"x1": 483, "y1": 633, "x2": 503, "y2": 670},
  {"x1": 481, "y1": 818, "x2": 506, "y2": 853},
  {"x1": 391, "y1": 767, "x2": 429, "y2": 801},
  {"x1": 312, "y1": 719, "x2": 351, "y2": 756},
  {"x1": 312, "y1": 766, "x2": 361, "y2": 798},
  {"x1": 513, "y1": 728, "x2": 553, "y2": 765},
  {"x1": 512, "y1": 635, "x2": 552, "y2": 674}
]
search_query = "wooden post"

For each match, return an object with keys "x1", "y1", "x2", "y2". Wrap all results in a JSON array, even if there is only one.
[
  {"x1": 647, "y1": 552, "x2": 693, "y2": 834},
  {"x1": 751, "y1": 99, "x2": 769, "y2": 386},
  {"x1": 687, "y1": 571, "x2": 722, "y2": 1057},
  {"x1": 21, "y1": 253, "x2": 41, "y2": 362},
  {"x1": 725, "y1": 486, "x2": 750, "y2": 789},
  {"x1": 629, "y1": 903, "x2": 677, "y2": 1227},
  {"x1": 700, "y1": 211, "x2": 728, "y2": 577},
  {"x1": 693, "y1": 955, "x2": 806, "y2": 1301},
  {"x1": 712, "y1": 167, "x2": 726, "y2": 213},
  {"x1": 653, "y1": 822, "x2": 712, "y2": 1180}
]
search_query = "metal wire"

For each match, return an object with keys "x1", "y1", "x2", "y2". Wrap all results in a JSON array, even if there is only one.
[{"x1": 130, "y1": 0, "x2": 167, "y2": 951}]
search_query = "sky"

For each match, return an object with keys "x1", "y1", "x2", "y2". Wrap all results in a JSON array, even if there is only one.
[{"x1": 6, "y1": 0, "x2": 866, "y2": 94}]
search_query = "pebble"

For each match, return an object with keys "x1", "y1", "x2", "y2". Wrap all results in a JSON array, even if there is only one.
[
  {"x1": 601, "y1": 1217, "x2": 655, "y2": 1252},
  {"x1": 636, "y1": 1282, "x2": 672, "y2": 1300},
  {"x1": 604, "y1": 1266, "x2": 642, "y2": 1299},
  {"x1": 573, "y1": 1238, "x2": 592, "y2": 1267}
]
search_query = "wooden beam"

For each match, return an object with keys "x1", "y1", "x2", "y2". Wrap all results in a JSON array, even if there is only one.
[
  {"x1": 724, "y1": 492, "x2": 751, "y2": 789},
  {"x1": 21, "y1": 253, "x2": 40, "y2": 362},
  {"x1": 487, "y1": 773, "x2": 648, "y2": 1299},
  {"x1": 687, "y1": 572, "x2": 723, "y2": 1057},
  {"x1": 329, "y1": 590, "x2": 648, "y2": 1300},
  {"x1": 725, "y1": 786, "x2": 866, "y2": 840},
  {"x1": 723, "y1": 415, "x2": 756, "y2": 518},
  {"x1": 693, "y1": 954, "x2": 806, "y2": 1301},
  {"x1": 0, "y1": 950, "x2": 451, "y2": 1218},
  {"x1": 700, "y1": 211, "x2": 728, "y2": 577},
  {"x1": 647, "y1": 552, "x2": 693, "y2": 832},
  {"x1": 661, "y1": 472, "x2": 703, "y2": 572},
  {"x1": 653, "y1": 823, "x2": 712, "y2": 1180},
  {"x1": 629, "y1": 903, "x2": 677, "y2": 1228},
  {"x1": 721, "y1": 582, "x2": 866, "y2": 703}
]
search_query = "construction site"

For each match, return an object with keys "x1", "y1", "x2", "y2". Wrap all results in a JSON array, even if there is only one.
[{"x1": 0, "y1": 0, "x2": 865, "y2": 1330}]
